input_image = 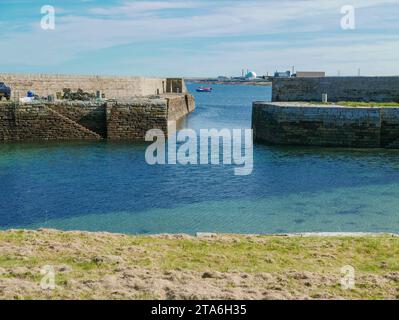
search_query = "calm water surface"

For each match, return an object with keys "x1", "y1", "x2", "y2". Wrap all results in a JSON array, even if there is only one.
[{"x1": 1, "y1": 83, "x2": 399, "y2": 234}]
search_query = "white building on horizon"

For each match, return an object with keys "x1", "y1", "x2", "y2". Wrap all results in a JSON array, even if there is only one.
[{"x1": 245, "y1": 71, "x2": 257, "y2": 80}]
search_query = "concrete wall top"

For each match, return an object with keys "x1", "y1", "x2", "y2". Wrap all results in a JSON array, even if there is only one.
[{"x1": 0, "y1": 73, "x2": 157, "y2": 79}]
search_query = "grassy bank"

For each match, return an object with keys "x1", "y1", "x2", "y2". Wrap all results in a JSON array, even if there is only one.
[
  {"x1": 312, "y1": 101, "x2": 399, "y2": 107},
  {"x1": 0, "y1": 229, "x2": 398, "y2": 300}
]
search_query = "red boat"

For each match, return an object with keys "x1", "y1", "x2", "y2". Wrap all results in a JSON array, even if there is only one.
[{"x1": 196, "y1": 87, "x2": 212, "y2": 92}]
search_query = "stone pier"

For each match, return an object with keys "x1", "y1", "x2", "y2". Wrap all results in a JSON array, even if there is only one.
[
  {"x1": 0, "y1": 94, "x2": 195, "y2": 142},
  {"x1": 252, "y1": 102, "x2": 399, "y2": 149},
  {"x1": 0, "y1": 73, "x2": 187, "y2": 100}
]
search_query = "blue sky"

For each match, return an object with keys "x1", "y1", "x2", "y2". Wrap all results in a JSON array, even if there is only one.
[{"x1": 0, "y1": 0, "x2": 398, "y2": 77}]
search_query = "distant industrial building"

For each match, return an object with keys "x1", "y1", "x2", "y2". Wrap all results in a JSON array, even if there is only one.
[
  {"x1": 294, "y1": 71, "x2": 326, "y2": 78},
  {"x1": 274, "y1": 71, "x2": 291, "y2": 78},
  {"x1": 231, "y1": 70, "x2": 259, "y2": 81}
]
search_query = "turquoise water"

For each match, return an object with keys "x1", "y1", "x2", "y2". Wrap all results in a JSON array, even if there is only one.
[{"x1": 1, "y1": 83, "x2": 399, "y2": 234}]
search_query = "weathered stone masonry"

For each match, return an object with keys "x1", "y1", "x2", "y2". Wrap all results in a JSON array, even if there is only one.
[
  {"x1": 0, "y1": 94, "x2": 194, "y2": 141},
  {"x1": 106, "y1": 98, "x2": 168, "y2": 141},
  {"x1": 0, "y1": 73, "x2": 187, "y2": 100},
  {"x1": 252, "y1": 102, "x2": 399, "y2": 149},
  {"x1": 46, "y1": 103, "x2": 107, "y2": 138},
  {"x1": 0, "y1": 103, "x2": 101, "y2": 141},
  {"x1": 272, "y1": 77, "x2": 399, "y2": 102}
]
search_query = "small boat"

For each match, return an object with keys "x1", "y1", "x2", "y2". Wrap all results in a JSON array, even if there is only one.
[{"x1": 196, "y1": 87, "x2": 212, "y2": 93}]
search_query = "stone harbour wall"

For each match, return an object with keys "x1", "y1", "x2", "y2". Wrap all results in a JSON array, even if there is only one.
[
  {"x1": 166, "y1": 94, "x2": 195, "y2": 121},
  {"x1": 106, "y1": 98, "x2": 168, "y2": 141},
  {"x1": 47, "y1": 103, "x2": 107, "y2": 138},
  {"x1": 272, "y1": 77, "x2": 399, "y2": 102},
  {"x1": 0, "y1": 103, "x2": 101, "y2": 141},
  {"x1": 0, "y1": 94, "x2": 194, "y2": 142},
  {"x1": 0, "y1": 73, "x2": 187, "y2": 100},
  {"x1": 380, "y1": 108, "x2": 399, "y2": 148},
  {"x1": 252, "y1": 102, "x2": 399, "y2": 149}
]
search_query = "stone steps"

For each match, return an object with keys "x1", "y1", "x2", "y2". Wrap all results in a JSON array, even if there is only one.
[
  {"x1": 1, "y1": 95, "x2": 195, "y2": 141},
  {"x1": 46, "y1": 104, "x2": 107, "y2": 138},
  {"x1": 45, "y1": 107, "x2": 102, "y2": 139}
]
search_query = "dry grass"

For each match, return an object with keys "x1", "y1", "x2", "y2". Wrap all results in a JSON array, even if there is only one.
[{"x1": 0, "y1": 229, "x2": 398, "y2": 300}]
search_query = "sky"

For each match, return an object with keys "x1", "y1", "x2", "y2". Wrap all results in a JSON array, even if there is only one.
[{"x1": 0, "y1": 0, "x2": 398, "y2": 77}]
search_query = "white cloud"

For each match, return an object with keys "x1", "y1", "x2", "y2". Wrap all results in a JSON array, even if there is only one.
[
  {"x1": 89, "y1": 0, "x2": 200, "y2": 16},
  {"x1": 0, "y1": 0, "x2": 398, "y2": 75}
]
